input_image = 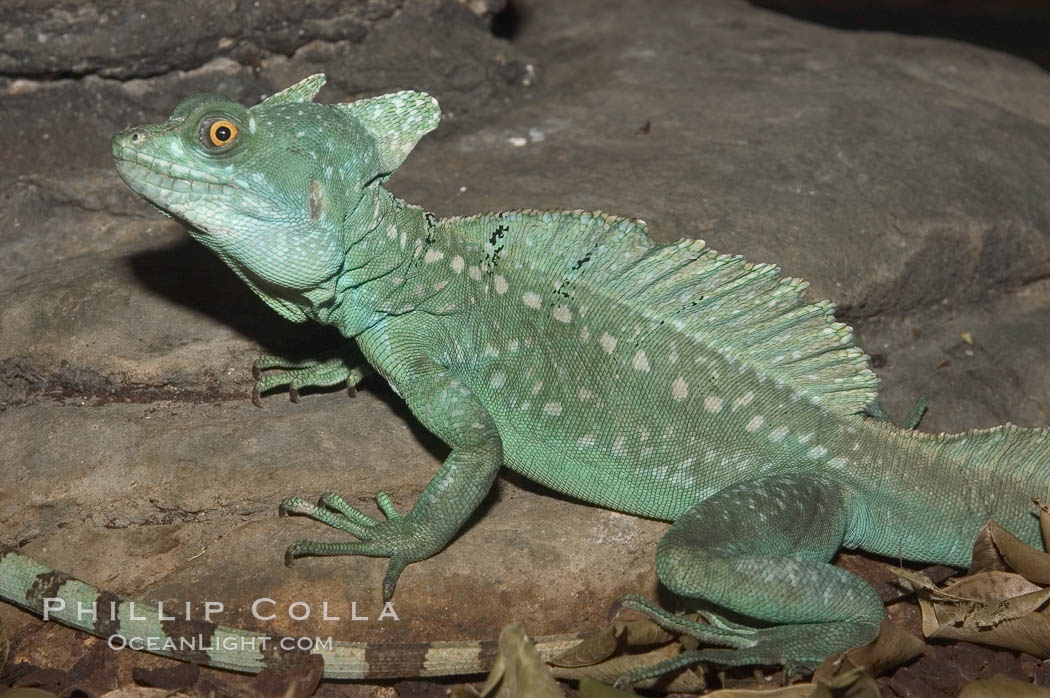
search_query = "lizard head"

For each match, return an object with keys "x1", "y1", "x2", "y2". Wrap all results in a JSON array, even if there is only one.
[{"x1": 112, "y1": 74, "x2": 439, "y2": 319}]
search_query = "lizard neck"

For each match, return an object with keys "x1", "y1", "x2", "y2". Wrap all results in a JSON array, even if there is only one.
[{"x1": 311, "y1": 186, "x2": 432, "y2": 335}]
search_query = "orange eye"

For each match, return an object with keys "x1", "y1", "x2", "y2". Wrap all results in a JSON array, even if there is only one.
[{"x1": 207, "y1": 119, "x2": 237, "y2": 147}]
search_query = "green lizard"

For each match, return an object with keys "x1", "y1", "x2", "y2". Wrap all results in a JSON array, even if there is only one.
[{"x1": 3, "y1": 74, "x2": 1048, "y2": 685}]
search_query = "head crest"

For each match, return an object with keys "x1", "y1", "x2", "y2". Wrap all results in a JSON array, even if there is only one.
[
  {"x1": 256, "y1": 74, "x2": 327, "y2": 106},
  {"x1": 339, "y1": 90, "x2": 441, "y2": 174},
  {"x1": 256, "y1": 74, "x2": 440, "y2": 176}
]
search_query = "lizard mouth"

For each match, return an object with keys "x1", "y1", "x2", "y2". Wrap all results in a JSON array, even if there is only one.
[{"x1": 111, "y1": 135, "x2": 241, "y2": 235}]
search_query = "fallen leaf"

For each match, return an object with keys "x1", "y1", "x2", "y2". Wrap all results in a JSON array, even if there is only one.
[
  {"x1": 813, "y1": 618, "x2": 923, "y2": 682},
  {"x1": 549, "y1": 618, "x2": 675, "y2": 667},
  {"x1": 0, "y1": 612, "x2": 6, "y2": 673},
  {"x1": 551, "y1": 643, "x2": 705, "y2": 692},
  {"x1": 957, "y1": 674, "x2": 1050, "y2": 698},
  {"x1": 578, "y1": 675, "x2": 635, "y2": 697},
  {"x1": 548, "y1": 614, "x2": 705, "y2": 692},
  {"x1": 984, "y1": 521, "x2": 1050, "y2": 584},
  {"x1": 472, "y1": 624, "x2": 565, "y2": 698},
  {"x1": 702, "y1": 667, "x2": 880, "y2": 697},
  {"x1": 896, "y1": 518, "x2": 1050, "y2": 658}
]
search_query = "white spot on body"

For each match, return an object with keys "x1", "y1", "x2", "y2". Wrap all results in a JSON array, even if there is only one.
[
  {"x1": 468, "y1": 266, "x2": 482, "y2": 281},
  {"x1": 523, "y1": 292, "x2": 541, "y2": 309},
  {"x1": 704, "y1": 396, "x2": 723, "y2": 413},
  {"x1": 671, "y1": 377, "x2": 688, "y2": 401},
  {"x1": 746, "y1": 415, "x2": 765, "y2": 432},
  {"x1": 577, "y1": 434, "x2": 596, "y2": 448},
  {"x1": 451, "y1": 256, "x2": 464, "y2": 273},
  {"x1": 808, "y1": 445, "x2": 828, "y2": 459},
  {"x1": 543, "y1": 401, "x2": 563, "y2": 416},
  {"x1": 424, "y1": 249, "x2": 444, "y2": 264},
  {"x1": 611, "y1": 436, "x2": 627, "y2": 457},
  {"x1": 494, "y1": 275, "x2": 509, "y2": 294},
  {"x1": 553, "y1": 305, "x2": 572, "y2": 323},
  {"x1": 600, "y1": 333, "x2": 618, "y2": 354},
  {"x1": 732, "y1": 392, "x2": 755, "y2": 410},
  {"x1": 632, "y1": 350, "x2": 650, "y2": 372},
  {"x1": 489, "y1": 372, "x2": 506, "y2": 389},
  {"x1": 769, "y1": 426, "x2": 789, "y2": 442}
]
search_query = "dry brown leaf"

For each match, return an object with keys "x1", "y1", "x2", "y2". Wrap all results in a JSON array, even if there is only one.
[
  {"x1": 702, "y1": 667, "x2": 879, "y2": 697},
  {"x1": 812, "y1": 618, "x2": 923, "y2": 682},
  {"x1": 922, "y1": 603, "x2": 1050, "y2": 657},
  {"x1": 1036, "y1": 499, "x2": 1050, "y2": 556},
  {"x1": 892, "y1": 567, "x2": 975, "y2": 603},
  {"x1": 97, "y1": 690, "x2": 173, "y2": 698},
  {"x1": 0, "y1": 612, "x2": 6, "y2": 674},
  {"x1": 472, "y1": 624, "x2": 565, "y2": 698},
  {"x1": 910, "y1": 570, "x2": 1050, "y2": 657},
  {"x1": 969, "y1": 521, "x2": 1010, "y2": 575},
  {"x1": 549, "y1": 618, "x2": 676, "y2": 668},
  {"x1": 703, "y1": 684, "x2": 823, "y2": 697},
  {"x1": 550, "y1": 643, "x2": 706, "y2": 693},
  {"x1": 943, "y1": 570, "x2": 1043, "y2": 600},
  {"x1": 957, "y1": 674, "x2": 1050, "y2": 698},
  {"x1": 986, "y1": 521, "x2": 1050, "y2": 585},
  {"x1": 578, "y1": 675, "x2": 636, "y2": 697}
]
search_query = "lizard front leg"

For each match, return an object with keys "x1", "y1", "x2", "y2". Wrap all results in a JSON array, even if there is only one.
[
  {"x1": 281, "y1": 353, "x2": 502, "y2": 600},
  {"x1": 251, "y1": 349, "x2": 374, "y2": 406}
]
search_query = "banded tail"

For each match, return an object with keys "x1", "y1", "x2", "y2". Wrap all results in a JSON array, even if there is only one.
[{"x1": 0, "y1": 545, "x2": 583, "y2": 678}]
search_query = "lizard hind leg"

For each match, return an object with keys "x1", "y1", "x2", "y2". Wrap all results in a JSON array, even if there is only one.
[{"x1": 617, "y1": 473, "x2": 884, "y2": 687}]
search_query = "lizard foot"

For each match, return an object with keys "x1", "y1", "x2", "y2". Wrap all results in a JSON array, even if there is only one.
[
  {"x1": 280, "y1": 492, "x2": 435, "y2": 601},
  {"x1": 612, "y1": 594, "x2": 875, "y2": 688},
  {"x1": 251, "y1": 353, "x2": 373, "y2": 407}
]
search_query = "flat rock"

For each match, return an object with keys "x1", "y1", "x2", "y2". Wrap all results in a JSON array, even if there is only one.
[{"x1": 2, "y1": 0, "x2": 1049, "y2": 692}]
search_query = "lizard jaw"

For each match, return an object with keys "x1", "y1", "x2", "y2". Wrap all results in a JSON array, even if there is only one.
[{"x1": 111, "y1": 133, "x2": 243, "y2": 237}]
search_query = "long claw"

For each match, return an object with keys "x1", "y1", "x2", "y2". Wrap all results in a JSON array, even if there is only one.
[{"x1": 251, "y1": 386, "x2": 263, "y2": 409}]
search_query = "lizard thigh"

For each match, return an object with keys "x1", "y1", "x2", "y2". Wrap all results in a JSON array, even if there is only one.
[
  {"x1": 656, "y1": 472, "x2": 883, "y2": 625},
  {"x1": 614, "y1": 473, "x2": 884, "y2": 682}
]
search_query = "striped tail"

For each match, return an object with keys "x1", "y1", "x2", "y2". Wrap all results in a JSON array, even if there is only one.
[{"x1": 0, "y1": 545, "x2": 583, "y2": 678}]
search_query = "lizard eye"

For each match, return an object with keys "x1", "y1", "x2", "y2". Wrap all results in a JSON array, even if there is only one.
[{"x1": 200, "y1": 118, "x2": 238, "y2": 149}]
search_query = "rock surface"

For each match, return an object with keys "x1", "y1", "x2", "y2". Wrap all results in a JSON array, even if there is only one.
[{"x1": 2, "y1": 0, "x2": 1049, "y2": 694}]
